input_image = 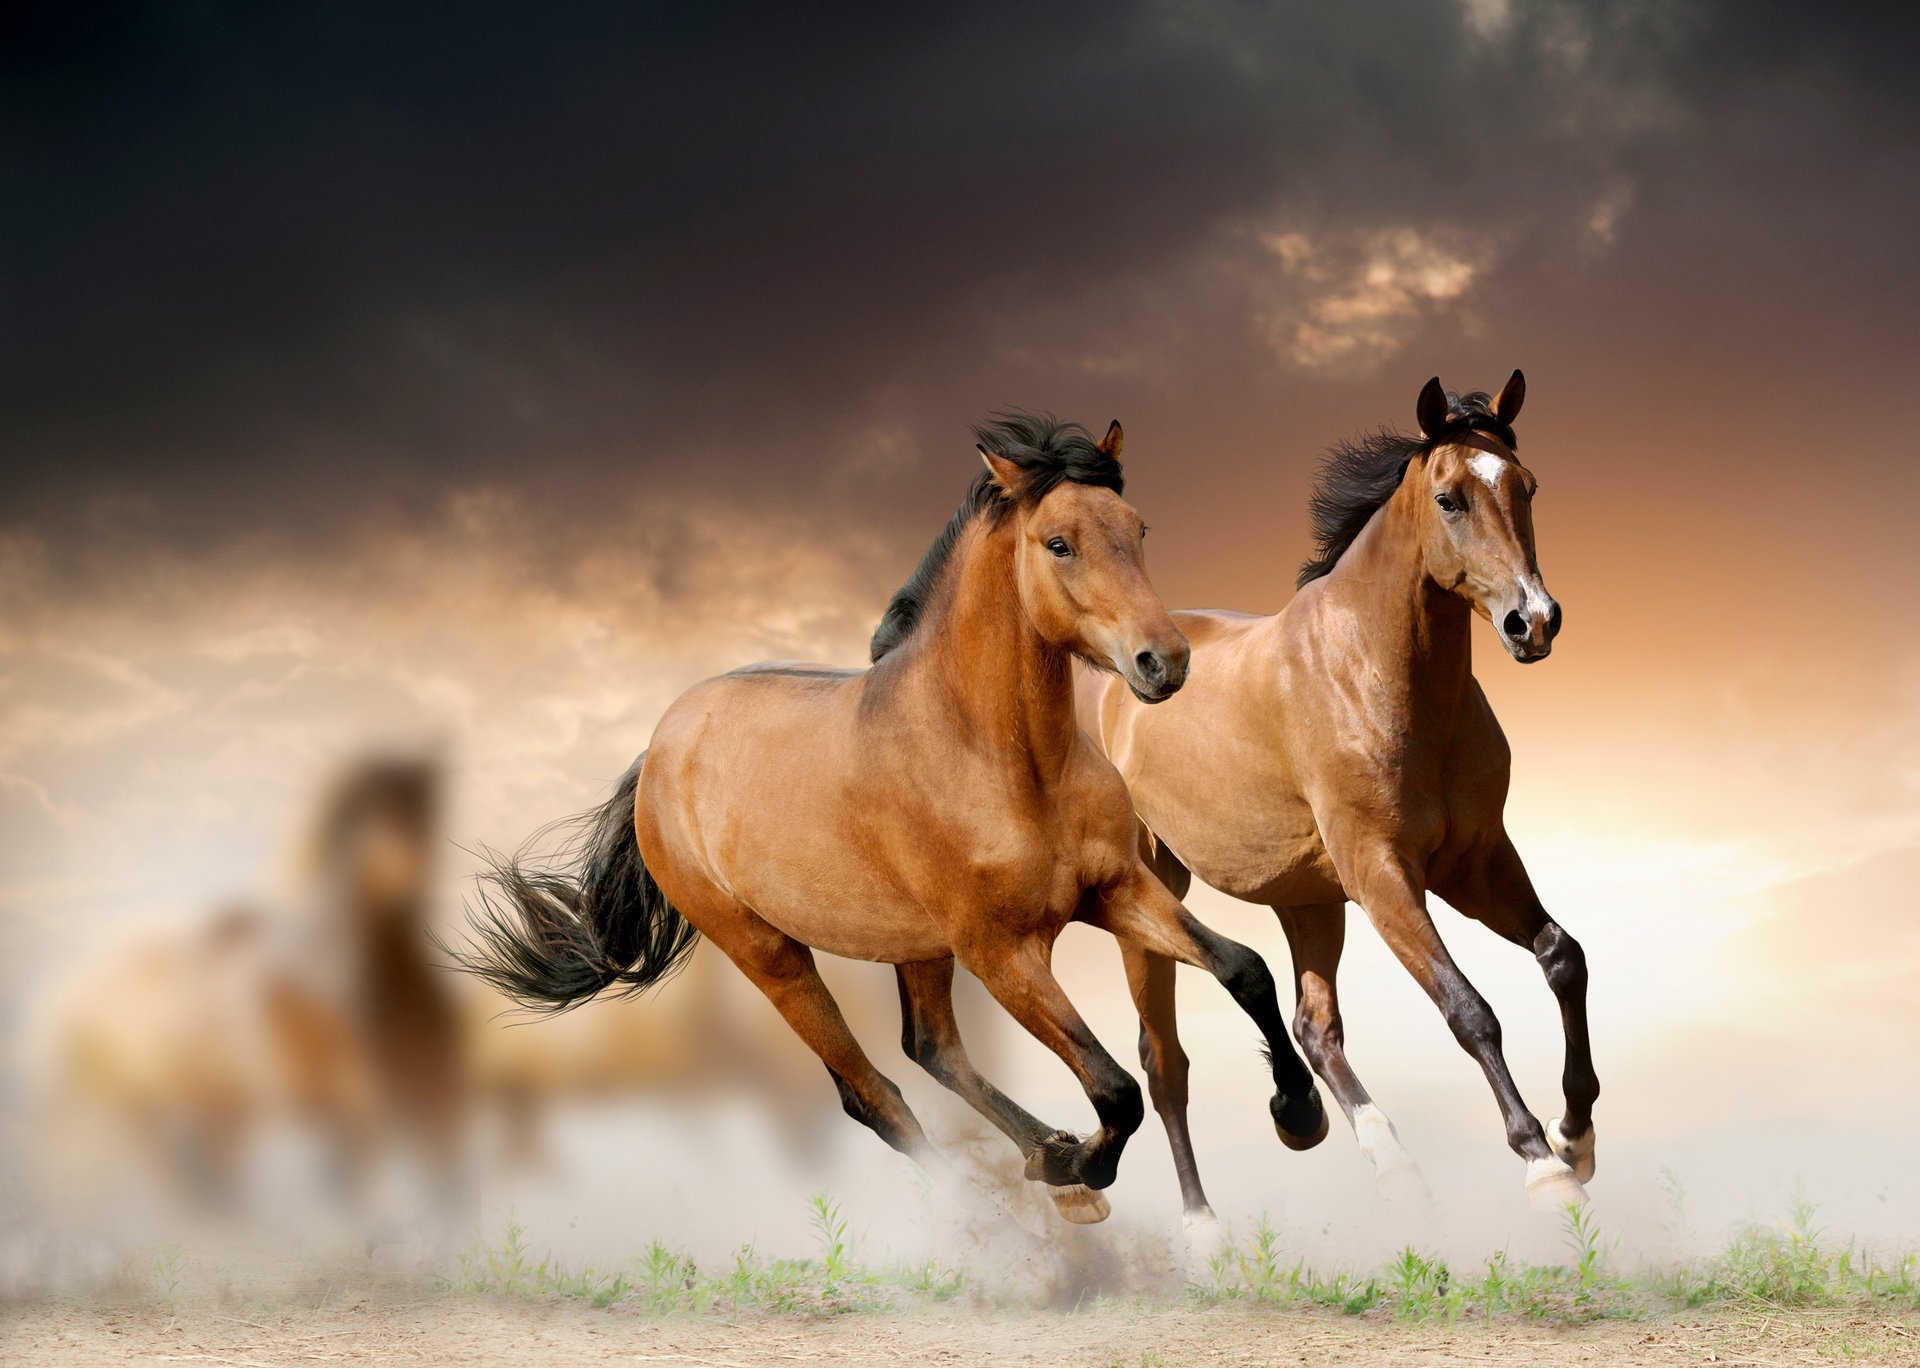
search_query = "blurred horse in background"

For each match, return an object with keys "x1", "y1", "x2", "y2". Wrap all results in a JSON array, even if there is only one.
[
  {"x1": 463, "y1": 940, "x2": 907, "y2": 1165},
  {"x1": 53, "y1": 757, "x2": 465, "y2": 1222}
]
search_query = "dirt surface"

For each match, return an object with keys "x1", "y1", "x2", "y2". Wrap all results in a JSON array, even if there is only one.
[{"x1": 6, "y1": 1295, "x2": 1918, "y2": 1367}]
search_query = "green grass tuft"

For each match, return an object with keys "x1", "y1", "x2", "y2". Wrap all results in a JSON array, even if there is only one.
[
  {"x1": 445, "y1": 1194, "x2": 965, "y2": 1318},
  {"x1": 443, "y1": 1190, "x2": 1917, "y2": 1326}
]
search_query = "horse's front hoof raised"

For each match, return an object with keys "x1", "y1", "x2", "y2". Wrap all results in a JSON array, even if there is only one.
[
  {"x1": 1272, "y1": 1087, "x2": 1330, "y2": 1151},
  {"x1": 1524, "y1": 1155, "x2": 1589, "y2": 1210},
  {"x1": 1047, "y1": 1183, "x2": 1111, "y2": 1225},
  {"x1": 1023, "y1": 1130, "x2": 1085, "y2": 1187},
  {"x1": 1547, "y1": 1118, "x2": 1596, "y2": 1184}
]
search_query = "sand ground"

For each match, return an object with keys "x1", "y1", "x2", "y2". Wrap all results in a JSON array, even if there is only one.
[{"x1": 6, "y1": 1295, "x2": 1918, "y2": 1367}]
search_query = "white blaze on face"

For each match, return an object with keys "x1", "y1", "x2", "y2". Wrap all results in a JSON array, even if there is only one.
[{"x1": 1467, "y1": 451, "x2": 1507, "y2": 492}]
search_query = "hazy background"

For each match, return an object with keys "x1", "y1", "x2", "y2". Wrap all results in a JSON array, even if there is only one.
[{"x1": 4, "y1": 0, "x2": 1917, "y2": 1276}]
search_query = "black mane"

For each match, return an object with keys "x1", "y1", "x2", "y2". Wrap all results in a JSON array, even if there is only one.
[
  {"x1": 869, "y1": 412, "x2": 1123, "y2": 662},
  {"x1": 1296, "y1": 388, "x2": 1516, "y2": 588}
]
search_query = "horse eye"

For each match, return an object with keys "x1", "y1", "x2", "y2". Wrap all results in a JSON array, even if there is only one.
[
  {"x1": 1140, "y1": 525, "x2": 1149, "y2": 540},
  {"x1": 1046, "y1": 538, "x2": 1073, "y2": 558},
  {"x1": 1435, "y1": 491, "x2": 1460, "y2": 513}
]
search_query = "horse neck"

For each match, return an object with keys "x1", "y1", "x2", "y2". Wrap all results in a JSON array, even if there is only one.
[
  {"x1": 915, "y1": 518, "x2": 1078, "y2": 776},
  {"x1": 1317, "y1": 480, "x2": 1474, "y2": 711}
]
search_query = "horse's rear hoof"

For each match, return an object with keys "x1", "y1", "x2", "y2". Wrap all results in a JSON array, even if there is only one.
[
  {"x1": 1352, "y1": 1104, "x2": 1427, "y2": 1201},
  {"x1": 1376, "y1": 1161, "x2": 1430, "y2": 1202},
  {"x1": 1525, "y1": 1155, "x2": 1589, "y2": 1210},
  {"x1": 1273, "y1": 1087, "x2": 1330, "y2": 1151},
  {"x1": 1182, "y1": 1208, "x2": 1228, "y2": 1281},
  {"x1": 1048, "y1": 1183, "x2": 1111, "y2": 1225},
  {"x1": 1548, "y1": 1118, "x2": 1597, "y2": 1184}
]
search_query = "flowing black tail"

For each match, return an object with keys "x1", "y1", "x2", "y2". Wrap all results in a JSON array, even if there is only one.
[{"x1": 448, "y1": 755, "x2": 699, "y2": 1012}]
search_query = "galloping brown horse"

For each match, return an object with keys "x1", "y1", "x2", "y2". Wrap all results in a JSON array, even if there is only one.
[
  {"x1": 457, "y1": 415, "x2": 1324, "y2": 1223},
  {"x1": 1083, "y1": 373, "x2": 1596, "y2": 1225}
]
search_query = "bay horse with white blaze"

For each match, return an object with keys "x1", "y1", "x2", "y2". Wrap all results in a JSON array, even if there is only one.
[
  {"x1": 456, "y1": 415, "x2": 1325, "y2": 1223},
  {"x1": 1082, "y1": 372, "x2": 1597, "y2": 1224}
]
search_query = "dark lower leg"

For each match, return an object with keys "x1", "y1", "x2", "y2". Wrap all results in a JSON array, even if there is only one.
[
  {"x1": 896, "y1": 958, "x2": 1053, "y2": 1154},
  {"x1": 1091, "y1": 878, "x2": 1324, "y2": 1146},
  {"x1": 963, "y1": 942, "x2": 1141, "y2": 1191},
  {"x1": 1120, "y1": 944, "x2": 1211, "y2": 1217},
  {"x1": 1352, "y1": 869, "x2": 1553, "y2": 1162},
  {"x1": 1423, "y1": 957, "x2": 1551, "y2": 1161},
  {"x1": 1455, "y1": 860, "x2": 1601, "y2": 1141}
]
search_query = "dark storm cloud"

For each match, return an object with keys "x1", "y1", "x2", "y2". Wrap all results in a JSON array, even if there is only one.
[{"x1": 2, "y1": 0, "x2": 1913, "y2": 552}]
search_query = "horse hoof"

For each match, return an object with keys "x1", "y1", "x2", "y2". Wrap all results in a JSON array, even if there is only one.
[
  {"x1": 1273, "y1": 1088, "x2": 1330, "y2": 1151},
  {"x1": 1048, "y1": 1183, "x2": 1111, "y2": 1225},
  {"x1": 1376, "y1": 1161, "x2": 1430, "y2": 1202},
  {"x1": 1547, "y1": 1118, "x2": 1596, "y2": 1184},
  {"x1": 1525, "y1": 1155, "x2": 1589, "y2": 1211},
  {"x1": 1182, "y1": 1208, "x2": 1228, "y2": 1281},
  {"x1": 1023, "y1": 1130, "x2": 1084, "y2": 1186},
  {"x1": 1351, "y1": 1104, "x2": 1428, "y2": 1201}
]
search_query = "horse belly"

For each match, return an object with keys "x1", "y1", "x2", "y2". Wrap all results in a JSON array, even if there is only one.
[{"x1": 1144, "y1": 788, "x2": 1343, "y2": 907}]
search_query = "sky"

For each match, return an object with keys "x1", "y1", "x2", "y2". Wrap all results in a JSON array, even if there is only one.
[{"x1": 3, "y1": 0, "x2": 1918, "y2": 1263}]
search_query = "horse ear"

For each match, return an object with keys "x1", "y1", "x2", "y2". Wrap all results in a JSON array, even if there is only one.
[
  {"x1": 979, "y1": 447, "x2": 1023, "y2": 495},
  {"x1": 1416, "y1": 376, "x2": 1450, "y2": 439},
  {"x1": 1097, "y1": 419, "x2": 1124, "y2": 462},
  {"x1": 1494, "y1": 369, "x2": 1525, "y2": 425}
]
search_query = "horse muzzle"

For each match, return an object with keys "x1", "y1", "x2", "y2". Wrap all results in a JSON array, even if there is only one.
[
  {"x1": 1124, "y1": 639, "x2": 1190, "y2": 703},
  {"x1": 1498, "y1": 584, "x2": 1562, "y2": 664}
]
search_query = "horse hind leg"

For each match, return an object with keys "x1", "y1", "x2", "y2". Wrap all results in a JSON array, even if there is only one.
[
  {"x1": 895, "y1": 958, "x2": 1108, "y2": 1224},
  {"x1": 695, "y1": 899, "x2": 936, "y2": 1166},
  {"x1": 1116, "y1": 835, "x2": 1215, "y2": 1221},
  {"x1": 1276, "y1": 904, "x2": 1427, "y2": 1201}
]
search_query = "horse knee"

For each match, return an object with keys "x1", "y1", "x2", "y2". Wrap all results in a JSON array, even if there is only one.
[
  {"x1": 1093, "y1": 1065, "x2": 1144, "y2": 1137},
  {"x1": 1293, "y1": 1001, "x2": 1343, "y2": 1070},
  {"x1": 901, "y1": 1018, "x2": 946, "y2": 1080},
  {"x1": 1442, "y1": 988, "x2": 1502, "y2": 1057},
  {"x1": 1137, "y1": 1024, "x2": 1190, "y2": 1110},
  {"x1": 1217, "y1": 942, "x2": 1278, "y2": 1008},
  {"x1": 827, "y1": 1069, "x2": 913, "y2": 1153},
  {"x1": 1535, "y1": 924, "x2": 1587, "y2": 998}
]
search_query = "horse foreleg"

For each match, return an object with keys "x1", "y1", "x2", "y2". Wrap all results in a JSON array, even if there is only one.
[
  {"x1": 957, "y1": 937, "x2": 1142, "y2": 1217},
  {"x1": 1275, "y1": 903, "x2": 1426, "y2": 1200},
  {"x1": 1442, "y1": 838, "x2": 1599, "y2": 1183},
  {"x1": 1344, "y1": 848, "x2": 1585, "y2": 1209},
  {"x1": 895, "y1": 958, "x2": 1051, "y2": 1153},
  {"x1": 1090, "y1": 868, "x2": 1326, "y2": 1151}
]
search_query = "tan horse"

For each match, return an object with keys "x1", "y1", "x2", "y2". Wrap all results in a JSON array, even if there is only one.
[
  {"x1": 1083, "y1": 373, "x2": 1596, "y2": 1222},
  {"x1": 456, "y1": 415, "x2": 1325, "y2": 1224},
  {"x1": 55, "y1": 758, "x2": 465, "y2": 1210}
]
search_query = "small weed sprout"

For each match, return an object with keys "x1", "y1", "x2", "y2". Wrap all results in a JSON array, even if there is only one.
[{"x1": 152, "y1": 1245, "x2": 187, "y2": 1319}]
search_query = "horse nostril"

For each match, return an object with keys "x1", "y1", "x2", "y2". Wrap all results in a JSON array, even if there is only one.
[
  {"x1": 1134, "y1": 650, "x2": 1165, "y2": 683},
  {"x1": 1546, "y1": 602, "x2": 1563, "y2": 639},
  {"x1": 1502, "y1": 610, "x2": 1528, "y2": 642}
]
